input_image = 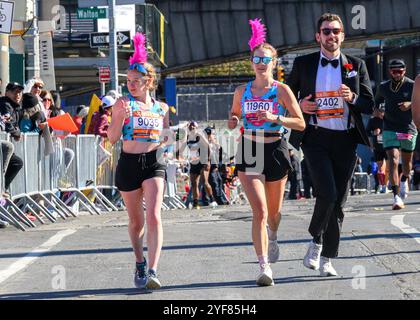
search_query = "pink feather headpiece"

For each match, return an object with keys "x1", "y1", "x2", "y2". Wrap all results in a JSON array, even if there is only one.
[
  {"x1": 129, "y1": 32, "x2": 148, "y2": 66},
  {"x1": 248, "y1": 18, "x2": 266, "y2": 51}
]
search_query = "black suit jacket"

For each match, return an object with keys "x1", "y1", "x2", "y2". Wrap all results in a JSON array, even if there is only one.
[{"x1": 288, "y1": 51, "x2": 374, "y2": 150}]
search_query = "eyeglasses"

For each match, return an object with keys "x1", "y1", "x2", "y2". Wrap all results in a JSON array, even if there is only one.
[
  {"x1": 321, "y1": 28, "x2": 342, "y2": 36},
  {"x1": 252, "y1": 56, "x2": 273, "y2": 65},
  {"x1": 390, "y1": 69, "x2": 404, "y2": 75}
]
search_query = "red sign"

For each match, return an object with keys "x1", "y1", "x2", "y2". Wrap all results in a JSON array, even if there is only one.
[{"x1": 99, "y1": 66, "x2": 111, "y2": 83}]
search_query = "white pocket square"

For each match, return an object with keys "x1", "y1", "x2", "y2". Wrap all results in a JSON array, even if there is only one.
[{"x1": 348, "y1": 70, "x2": 358, "y2": 78}]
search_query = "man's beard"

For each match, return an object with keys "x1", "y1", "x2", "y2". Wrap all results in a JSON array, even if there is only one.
[{"x1": 321, "y1": 40, "x2": 340, "y2": 53}]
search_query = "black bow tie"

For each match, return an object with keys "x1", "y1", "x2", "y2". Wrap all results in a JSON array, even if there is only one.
[{"x1": 321, "y1": 57, "x2": 339, "y2": 68}]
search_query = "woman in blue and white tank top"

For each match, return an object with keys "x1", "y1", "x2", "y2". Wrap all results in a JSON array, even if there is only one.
[
  {"x1": 108, "y1": 33, "x2": 169, "y2": 290},
  {"x1": 227, "y1": 19, "x2": 305, "y2": 286}
]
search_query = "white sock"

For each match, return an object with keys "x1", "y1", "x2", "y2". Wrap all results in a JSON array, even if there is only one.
[
  {"x1": 267, "y1": 227, "x2": 277, "y2": 241},
  {"x1": 258, "y1": 255, "x2": 269, "y2": 267}
]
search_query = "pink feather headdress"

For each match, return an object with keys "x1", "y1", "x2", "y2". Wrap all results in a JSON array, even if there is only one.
[
  {"x1": 248, "y1": 18, "x2": 266, "y2": 51},
  {"x1": 129, "y1": 32, "x2": 148, "y2": 66}
]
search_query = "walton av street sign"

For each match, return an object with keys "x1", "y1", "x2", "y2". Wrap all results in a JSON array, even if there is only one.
[
  {"x1": 77, "y1": 7, "x2": 107, "y2": 19},
  {"x1": 78, "y1": 0, "x2": 145, "y2": 7}
]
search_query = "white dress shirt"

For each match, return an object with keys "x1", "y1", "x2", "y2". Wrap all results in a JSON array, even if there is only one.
[{"x1": 309, "y1": 51, "x2": 352, "y2": 131}]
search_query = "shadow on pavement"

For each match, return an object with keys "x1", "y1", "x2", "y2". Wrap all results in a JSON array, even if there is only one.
[
  {"x1": 0, "y1": 233, "x2": 417, "y2": 259},
  {"x1": 0, "y1": 270, "x2": 418, "y2": 300}
]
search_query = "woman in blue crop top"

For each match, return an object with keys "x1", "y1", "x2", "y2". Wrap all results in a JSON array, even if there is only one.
[
  {"x1": 227, "y1": 19, "x2": 305, "y2": 286},
  {"x1": 108, "y1": 33, "x2": 170, "y2": 290}
]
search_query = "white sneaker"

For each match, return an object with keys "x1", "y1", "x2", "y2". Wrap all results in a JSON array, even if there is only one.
[
  {"x1": 209, "y1": 201, "x2": 218, "y2": 208},
  {"x1": 256, "y1": 264, "x2": 274, "y2": 286},
  {"x1": 319, "y1": 256, "x2": 338, "y2": 277},
  {"x1": 303, "y1": 241, "x2": 323, "y2": 270},
  {"x1": 392, "y1": 195, "x2": 405, "y2": 210},
  {"x1": 268, "y1": 240, "x2": 279, "y2": 263},
  {"x1": 399, "y1": 180, "x2": 409, "y2": 199}
]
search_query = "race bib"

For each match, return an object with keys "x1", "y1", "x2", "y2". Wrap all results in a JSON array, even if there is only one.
[
  {"x1": 132, "y1": 111, "x2": 163, "y2": 141},
  {"x1": 244, "y1": 100, "x2": 274, "y2": 114},
  {"x1": 189, "y1": 150, "x2": 200, "y2": 161},
  {"x1": 396, "y1": 133, "x2": 414, "y2": 141},
  {"x1": 133, "y1": 116, "x2": 163, "y2": 130},
  {"x1": 315, "y1": 91, "x2": 344, "y2": 120}
]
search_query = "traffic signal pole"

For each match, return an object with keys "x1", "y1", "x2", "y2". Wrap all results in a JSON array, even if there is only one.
[{"x1": 108, "y1": 0, "x2": 118, "y2": 91}]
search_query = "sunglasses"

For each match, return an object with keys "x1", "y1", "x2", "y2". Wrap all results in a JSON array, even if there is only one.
[
  {"x1": 390, "y1": 69, "x2": 404, "y2": 75},
  {"x1": 321, "y1": 28, "x2": 342, "y2": 36},
  {"x1": 252, "y1": 56, "x2": 273, "y2": 65},
  {"x1": 128, "y1": 63, "x2": 148, "y2": 75},
  {"x1": 33, "y1": 84, "x2": 43, "y2": 89},
  {"x1": 43, "y1": 98, "x2": 52, "y2": 102}
]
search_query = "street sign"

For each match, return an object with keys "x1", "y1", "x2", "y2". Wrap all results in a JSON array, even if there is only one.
[
  {"x1": 77, "y1": 8, "x2": 107, "y2": 20},
  {"x1": 90, "y1": 31, "x2": 131, "y2": 48},
  {"x1": 99, "y1": 66, "x2": 111, "y2": 83},
  {"x1": 78, "y1": 0, "x2": 145, "y2": 7},
  {"x1": 0, "y1": 0, "x2": 14, "y2": 34}
]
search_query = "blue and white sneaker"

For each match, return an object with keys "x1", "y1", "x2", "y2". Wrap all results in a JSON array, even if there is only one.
[
  {"x1": 146, "y1": 269, "x2": 162, "y2": 289},
  {"x1": 134, "y1": 258, "x2": 148, "y2": 289}
]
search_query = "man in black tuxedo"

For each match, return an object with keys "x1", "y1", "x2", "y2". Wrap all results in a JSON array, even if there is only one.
[{"x1": 288, "y1": 13, "x2": 374, "y2": 276}]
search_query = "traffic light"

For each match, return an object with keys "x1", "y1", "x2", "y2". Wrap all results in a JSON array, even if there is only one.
[{"x1": 277, "y1": 65, "x2": 285, "y2": 83}]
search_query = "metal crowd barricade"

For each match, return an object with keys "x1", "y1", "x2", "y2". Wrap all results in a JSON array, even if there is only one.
[
  {"x1": 353, "y1": 172, "x2": 371, "y2": 194},
  {"x1": 164, "y1": 159, "x2": 187, "y2": 210},
  {"x1": 0, "y1": 131, "x2": 129, "y2": 231},
  {"x1": 35, "y1": 135, "x2": 75, "y2": 220},
  {"x1": 59, "y1": 135, "x2": 121, "y2": 215},
  {"x1": 95, "y1": 138, "x2": 122, "y2": 211}
]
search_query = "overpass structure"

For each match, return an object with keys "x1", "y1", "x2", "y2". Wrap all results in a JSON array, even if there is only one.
[{"x1": 150, "y1": 0, "x2": 420, "y2": 73}]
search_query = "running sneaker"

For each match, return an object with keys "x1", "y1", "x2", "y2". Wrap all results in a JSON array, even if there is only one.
[
  {"x1": 380, "y1": 185, "x2": 387, "y2": 194},
  {"x1": 134, "y1": 258, "x2": 148, "y2": 289},
  {"x1": 392, "y1": 195, "x2": 405, "y2": 210},
  {"x1": 268, "y1": 239, "x2": 280, "y2": 263},
  {"x1": 399, "y1": 180, "x2": 409, "y2": 199},
  {"x1": 319, "y1": 256, "x2": 338, "y2": 277},
  {"x1": 303, "y1": 241, "x2": 323, "y2": 270},
  {"x1": 209, "y1": 201, "x2": 218, "y2": 208},
  {"x1": 146, "y1": 269, "x2": 162, "y2": 289},
  {"x1": 256, "y1": 264, "x2": 274, "y2": 286}
]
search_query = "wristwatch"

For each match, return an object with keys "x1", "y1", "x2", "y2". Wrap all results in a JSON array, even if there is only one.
[{"x1": 276, "y1": 115, "x2": 284, "y2": 124}]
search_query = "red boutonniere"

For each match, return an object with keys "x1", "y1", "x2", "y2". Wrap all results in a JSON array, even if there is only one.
[
  {"x1": 344, "y1": 63, "x2": 353, "y2": 71},
  {"x1": 343, "y1": 63, "x2": 353, "y2": 78}
]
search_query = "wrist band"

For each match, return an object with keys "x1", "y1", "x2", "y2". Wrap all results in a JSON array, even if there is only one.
[{"x1": 231, "y1": 115, "x2": 239, "y2": 122}]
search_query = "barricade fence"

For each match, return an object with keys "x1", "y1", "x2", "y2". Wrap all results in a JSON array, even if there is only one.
[{"x1": 0, "y1": 132, "x2": 125, "y2": 231}]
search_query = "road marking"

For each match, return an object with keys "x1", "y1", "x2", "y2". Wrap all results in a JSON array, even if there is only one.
[
  {"x1": 391, "y1": 215, "x2": 420, "y2": 244},
  {"x1": 0, "y1": 229, "x2": 77, "y2": 285}
]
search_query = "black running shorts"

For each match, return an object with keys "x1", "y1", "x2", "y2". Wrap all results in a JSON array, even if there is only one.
[
  {"x1": 115, "y1": 149, "x2": 167, "y2": 192},
  {"x1": 235, "y1": 136, "x2": 292, "y2": 181}
]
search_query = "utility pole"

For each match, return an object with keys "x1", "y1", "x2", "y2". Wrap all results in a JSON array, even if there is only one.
[
  {"x1": 0, "y1": 34, "x2": 9, "y2": 94},
  {"x1": 108, "y1": 0, "x2": 118, "y2": 91},
  {"x1": 24, "y1": 0, "x2": 40, "y2": 80}
]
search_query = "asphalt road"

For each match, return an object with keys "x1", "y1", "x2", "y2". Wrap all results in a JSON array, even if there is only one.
[{"x1": 0, "y1": 191, "x2": 419, "y2": 300}]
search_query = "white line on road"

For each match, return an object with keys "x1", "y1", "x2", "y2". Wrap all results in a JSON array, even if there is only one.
[
  {"x1": 391, "y1": 215, "x2": 420, "y2": 244},
  {"x1": 0, "y1": 229, "x2": 77, "y2": 285}
]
